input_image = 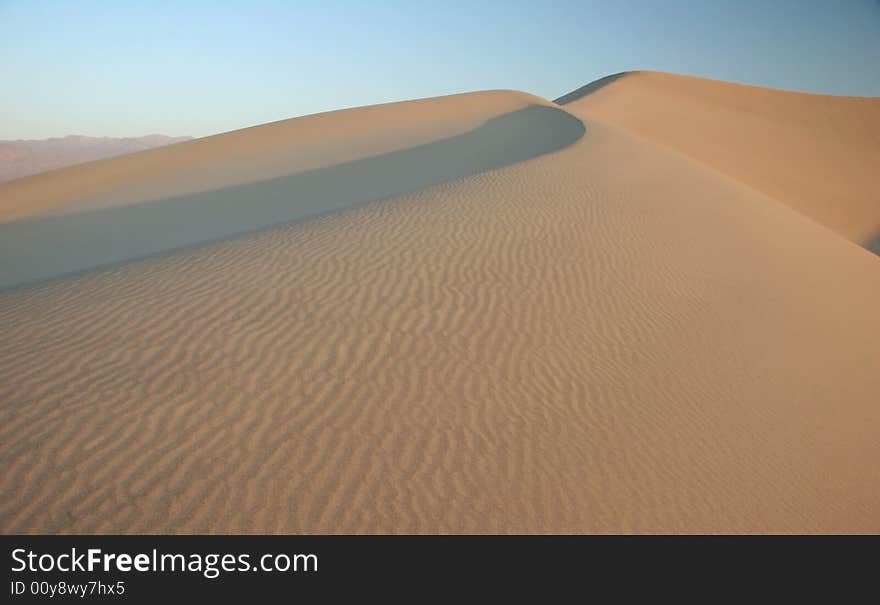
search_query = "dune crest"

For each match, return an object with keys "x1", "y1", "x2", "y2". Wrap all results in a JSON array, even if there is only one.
[
  {"x1": 0, "y1": 92, "x2": 583, "y2": 288},
  {"x1": 557, "y1": 71, "x2": 880, "y2": 250}
]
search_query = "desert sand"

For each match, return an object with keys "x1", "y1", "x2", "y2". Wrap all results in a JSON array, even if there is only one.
[{"x1": 1, "y1": 73, "x2": 879, "y2": 533}]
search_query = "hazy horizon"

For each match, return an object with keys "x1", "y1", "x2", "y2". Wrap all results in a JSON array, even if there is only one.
[{"x1": 2, "y1": 0, "x2": 880, "y2": 139}]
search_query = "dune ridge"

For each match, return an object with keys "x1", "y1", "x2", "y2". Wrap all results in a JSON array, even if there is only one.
[
  {"x1": 0, "y1": 92, "x2": 583, "y2": 288},
  {"x1": 2, "y1": 76, "x2": 880, "y2": 532}
]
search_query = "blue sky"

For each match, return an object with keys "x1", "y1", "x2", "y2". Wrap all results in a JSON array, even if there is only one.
[{"x1": 2, "y1": 0, "x2": 879, "y2": 139}]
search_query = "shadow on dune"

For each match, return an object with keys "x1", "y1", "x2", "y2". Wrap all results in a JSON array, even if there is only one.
[
  {"x1": 554, "y1": 72, "x2": 630, "y2": 105},
  {"x1": 865, "y1": 232, "x2": 880, "y2": 257},
  {"x1": 0, "y1": 105, "x2": 584, "y2": 288}
]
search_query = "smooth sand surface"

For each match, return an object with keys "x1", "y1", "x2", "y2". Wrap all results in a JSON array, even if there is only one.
[
  {"x1": 558, "y1": 71, "x2": 880, "y2": 248},
  {"x1": 1, "y1": 75, "x2": 879, "y2": 533}
]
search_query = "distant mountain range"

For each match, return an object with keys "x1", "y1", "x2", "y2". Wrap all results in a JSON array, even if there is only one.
[{"x1": 0, "y1": 134, "x2": 192, "y2": 183}]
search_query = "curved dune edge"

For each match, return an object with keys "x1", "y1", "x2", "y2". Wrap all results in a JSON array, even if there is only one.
[
  {"x1": 0, "y1": 92, "x2": 584, "y2": 288},
  {"x1": 2, "y1": 110, "x2": 880, "y2": 533},
  {"x1": 557, "y1": 71, "x2": 880, "y2": 250},
  {"x1": 0, "y1": 90, "x2": 557, "y2": 221}
]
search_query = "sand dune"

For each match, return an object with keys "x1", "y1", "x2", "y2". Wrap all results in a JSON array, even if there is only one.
[
  {"x1": 558, "y1": 71, "x2": 880, "y2": 249},
  {"x1": 1, "y1": 74, "x2": 880, "y2": 533}
]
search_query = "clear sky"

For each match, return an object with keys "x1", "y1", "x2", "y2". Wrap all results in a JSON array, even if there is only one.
[{"x1": 2, "y1": 0, "x2": 879, "y2": 139}]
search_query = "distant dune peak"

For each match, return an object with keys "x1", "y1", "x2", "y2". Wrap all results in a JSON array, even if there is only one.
[
  {"x1": 558, "y1": 70, "x2": 880, "y2": 252},
  {"x1": 553, "y1": 71, "x2": 633, "y2": 104}
]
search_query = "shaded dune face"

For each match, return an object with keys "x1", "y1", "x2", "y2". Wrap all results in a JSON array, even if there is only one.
[
  {"x1": 867, "y1": 232, "x2": 880, "y2": 256},
  {"x1": 0, "y1": 94, "x2": 583, "y2": 288},
  {"x1": 558, "y1": 71, "x2": 880, "y2": 251}
]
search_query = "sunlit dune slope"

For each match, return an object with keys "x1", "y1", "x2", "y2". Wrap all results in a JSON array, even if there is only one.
[
  {"x1": 2, "y1": 83, "x2": 879, "y2": 533},
  {"x1": 558, "y1": 71, "x2": 880, "y2": 248}
]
